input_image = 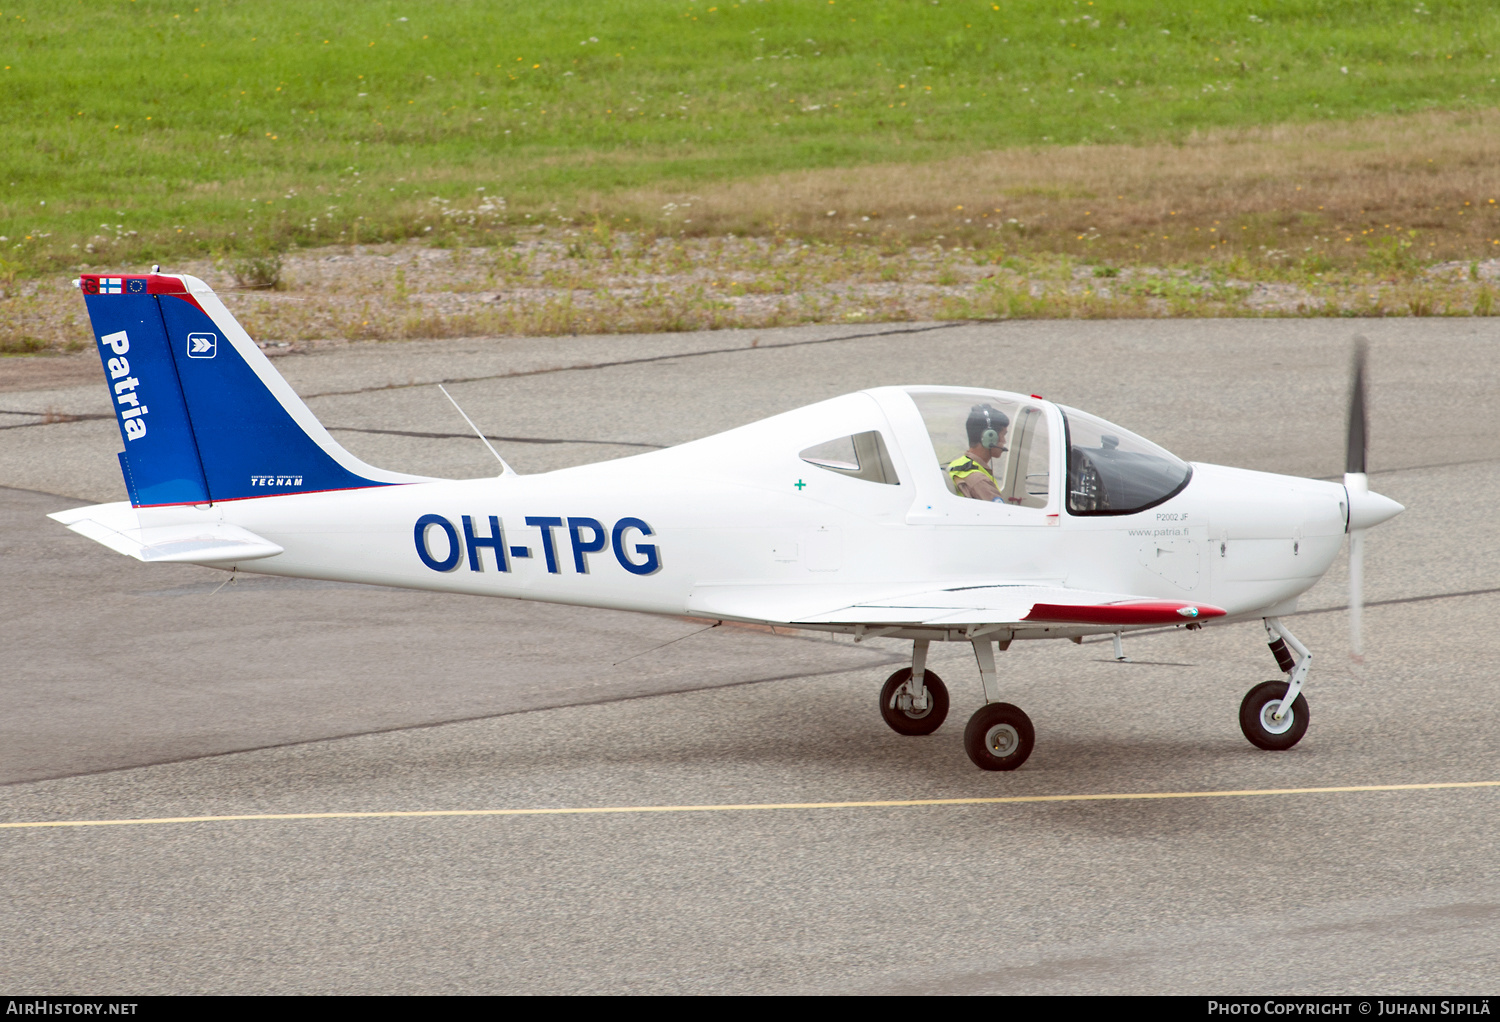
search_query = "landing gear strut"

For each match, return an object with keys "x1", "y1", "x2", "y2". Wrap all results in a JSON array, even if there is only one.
[
  {"x1": 962, "y1": 637, "x2": 1034, "y2": 771},
  {"x1": 879, "y1": 640, "x2": 949, "y2": 736},
  {"x1": 877, "y1": 637, "x2": 1035, "y2": 768},
  {"x1": 1239, "y1": 617, "x2": 1311, "y2": 751}
]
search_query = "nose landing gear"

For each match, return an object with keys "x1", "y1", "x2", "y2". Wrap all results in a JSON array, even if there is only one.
[{"x1": 1239, "y1": 618, "x2": 1312, "y2": 751}]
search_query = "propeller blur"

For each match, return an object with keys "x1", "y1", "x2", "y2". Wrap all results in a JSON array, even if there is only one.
[
  {"x1": 53, "y1": 272, "x2": 1405, "y2": 771},
  {"x1": 1342, "y1": 337, "x2": 1402, "y2": 659}
]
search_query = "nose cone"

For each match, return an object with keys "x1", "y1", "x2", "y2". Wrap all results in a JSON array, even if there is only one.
[{"x1": 1345, "y1": 473, "x2": 1404, "y2": 531}]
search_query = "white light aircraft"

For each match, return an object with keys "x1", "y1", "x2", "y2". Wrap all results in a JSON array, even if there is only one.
[{"x1": 54, "y1": 272, "x2": 1404, "y2": 771}]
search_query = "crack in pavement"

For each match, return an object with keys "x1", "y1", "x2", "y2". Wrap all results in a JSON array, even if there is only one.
[
  {"x1": 300, "y1": 322, "x2": 965, "y2": 399},
  {"x1": 0, "y1": 323, "x2": 962, "y2": 433},
  {"x1": 1315, "y1": 454, "x2": 1500, "y2": 479},
  {"x1": 1291, "y1": 585, "x2": 1500, "y2": 616},
  {"x1": 327, "y1": 426, "x2": 665, "y2": 448},
  {"x1": 1081, "y1": 585, "x2": 1500, "y2": 644},
  {"x1": 0, "y1": 412, "x2": 113, "y2": 431}
]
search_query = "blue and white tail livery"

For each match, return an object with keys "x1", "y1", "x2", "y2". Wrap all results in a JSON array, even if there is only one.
[
  {"x1": 75, "y1": 272, "x2": 425, "y2": 507},
  {"x1": 52, "y1": 269, "x2": 1405, "y2": 769}
]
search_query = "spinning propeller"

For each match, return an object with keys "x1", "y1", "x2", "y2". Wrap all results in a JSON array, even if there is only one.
[{"x1": 1342, "y1": 337, "x2": 1405, "y2": 659}]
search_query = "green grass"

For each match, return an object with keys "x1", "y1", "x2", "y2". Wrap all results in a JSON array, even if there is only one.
[{"x1": 2, "y1": 0, "x2": 1498, "y2": 270}]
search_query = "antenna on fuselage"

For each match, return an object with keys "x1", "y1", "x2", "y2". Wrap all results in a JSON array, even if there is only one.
[{"x1": 437, "y1": 384, "x2": 516, "y2": 476}]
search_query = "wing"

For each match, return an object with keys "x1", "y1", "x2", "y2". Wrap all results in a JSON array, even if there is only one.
[{"x1": 687, "y1": 581, "x2": 1224, "y2": 629}]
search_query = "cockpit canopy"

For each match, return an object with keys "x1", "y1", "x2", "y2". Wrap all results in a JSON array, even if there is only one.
[
  {"x1": 778, "y1": 386, "x2": 1192, "y2": 519},
  {"x1": 900, "y1": 388, "x2": 1191, "y2": 516}
]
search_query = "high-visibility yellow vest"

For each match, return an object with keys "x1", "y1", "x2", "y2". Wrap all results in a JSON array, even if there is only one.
[{"x1": 947, "y1": 455, "x2": 997, "y2": 490}]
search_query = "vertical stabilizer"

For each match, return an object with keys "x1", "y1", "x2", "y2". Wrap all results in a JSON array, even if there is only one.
[{"x1": 78, "y1": 273, "x2": 429, "y2": 507}]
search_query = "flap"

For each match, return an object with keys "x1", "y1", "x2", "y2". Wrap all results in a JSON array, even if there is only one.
[
  {"x1": 688, "y1": 580, "x2": 1224, "y2": 628},
  {"x1": 805, "y1": 584, "x2": 1224, "y2": 626}
]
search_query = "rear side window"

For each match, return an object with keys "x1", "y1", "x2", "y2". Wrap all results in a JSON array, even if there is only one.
[{"x1": 800, "y1": 431, "x2": 900, "y2": 485}]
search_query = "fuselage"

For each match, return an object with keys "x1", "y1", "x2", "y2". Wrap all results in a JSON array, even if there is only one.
[{"x1": 135, "y1": 387, "x2": 1350, "y2": 637}]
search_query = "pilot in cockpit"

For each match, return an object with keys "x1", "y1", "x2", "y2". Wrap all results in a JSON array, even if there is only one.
[{"x1": 947, "y1": 404, "x2": 1010, "y2": 501}]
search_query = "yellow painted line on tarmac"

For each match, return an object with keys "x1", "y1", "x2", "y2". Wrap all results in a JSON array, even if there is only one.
[{"x1": 2, "y1": 781, "x2": 1497, "y2": 831}]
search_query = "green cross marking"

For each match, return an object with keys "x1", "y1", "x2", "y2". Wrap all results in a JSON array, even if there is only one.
[{"x1": 794, "y1": 479, "x2": 806, "y2": 490}]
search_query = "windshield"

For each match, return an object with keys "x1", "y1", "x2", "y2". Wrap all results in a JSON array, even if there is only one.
[{"x1": 1061, "y1": 406, "x2": 1191, "y2": 515}]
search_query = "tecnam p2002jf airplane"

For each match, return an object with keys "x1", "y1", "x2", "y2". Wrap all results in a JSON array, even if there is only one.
[{"x1": 54, "y1": 272, "x2": 1404, "y2": 771}]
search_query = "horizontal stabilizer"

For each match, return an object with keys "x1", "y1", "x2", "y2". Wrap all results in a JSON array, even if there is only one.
[{"x1": 49, "y1": 503, "x2": 283, "y2": 564}]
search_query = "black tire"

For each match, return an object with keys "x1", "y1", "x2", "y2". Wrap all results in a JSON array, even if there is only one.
[
  {"x1": 1239, "y1": 680, "x2": 1310, "y2": 751},
  {"x1": 963, "y1": 703, "x2": 1035, "y2": 771},
  {"x1": 879, "y1": 668, "x2": 949, "y2": 736}
]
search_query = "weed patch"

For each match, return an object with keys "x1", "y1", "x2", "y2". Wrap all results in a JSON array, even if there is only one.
[
  {"x1": 6, "y1": 237, "x2": 1499, "y2": 356},
  {"x1": 231, "y1": 253, "x2": 285, "y2": 291},
  {"x1": 0, "y1": 335, "x2": 48, "y2": 355}
]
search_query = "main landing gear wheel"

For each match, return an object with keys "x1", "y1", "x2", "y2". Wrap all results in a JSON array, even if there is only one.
[
  {"x1": 879, "y1": 668, "x2": 949, "y2": 736},
  {"x1": 963, "y1": 703, "x2": 1035, "y2": 771},
  {"x1": 1239, "y1": 680, "x2": 1310, "y2": 751}
]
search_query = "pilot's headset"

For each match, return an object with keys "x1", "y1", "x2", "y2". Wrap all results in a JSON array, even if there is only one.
[{"x1": 967, "y1": 404, "x2": 1011, "y2": 452}]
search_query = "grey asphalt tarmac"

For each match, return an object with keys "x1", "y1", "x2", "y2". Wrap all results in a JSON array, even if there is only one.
[{"x1": 2, "y1": 318, "x2": 1497, "y2": 994}]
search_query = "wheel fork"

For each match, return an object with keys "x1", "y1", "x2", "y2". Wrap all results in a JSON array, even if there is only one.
[
  {"x1": 1264, "y1": 617, "x2": 1311, "y2": 721},
  {"x1": 900, "y1": 639, "x2": 932, "y2": 713}
]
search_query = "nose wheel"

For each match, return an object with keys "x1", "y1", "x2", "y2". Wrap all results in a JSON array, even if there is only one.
[{"x1": 1239, "y1": 680, "x2": 1309, "y2": 751}]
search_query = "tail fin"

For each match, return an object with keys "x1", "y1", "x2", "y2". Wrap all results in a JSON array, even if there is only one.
[{"x1": 78, "y1": 273, "x2": 427, "y2": 507}]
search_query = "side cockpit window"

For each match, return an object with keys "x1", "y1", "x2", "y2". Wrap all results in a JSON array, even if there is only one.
[
  {"x1": 909, "y1": 391, "x2": 1051, "y2": 507},
  {"x1": 800, "y1": 431, "x2": 900, "y2": 485}
]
